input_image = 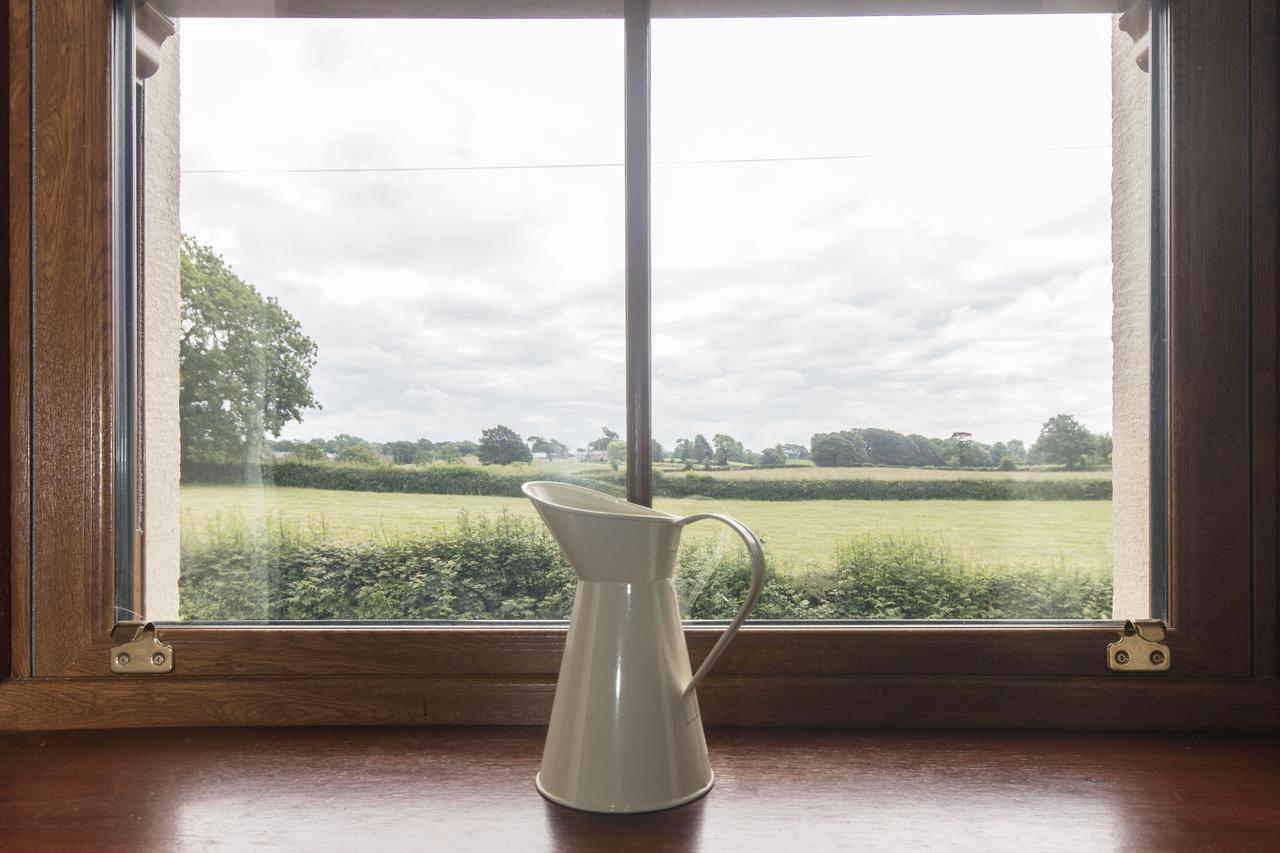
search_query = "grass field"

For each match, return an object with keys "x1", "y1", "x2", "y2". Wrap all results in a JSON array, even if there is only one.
[
  {"x1": 680, "y1": 465, "x2": 1111, "y2": 482},
  {"x1": 181, "y1": 485, "x2": 1113, "y2": 576}
]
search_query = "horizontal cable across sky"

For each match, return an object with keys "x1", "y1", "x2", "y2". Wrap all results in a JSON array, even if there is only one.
[{"x1": 180, "y1": 143, "x2": 1112, "y2": 175}]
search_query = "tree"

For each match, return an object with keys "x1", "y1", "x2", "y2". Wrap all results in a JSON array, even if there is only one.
[
  {"x1": 589, "y1": 428, "x2": 620, "y2": 452},
  {"x1": 760, "y1": 445, "x2": 787, "y2": 466},
  {"x1": 1031, "y1": 414, "x2": 1095, "y2": 469},
  {"x1": 675, "y1": 438, "x2": 693, "y2": 461},
  {"x1": 1092, "y1": 433, "x2": 1114, "y2": 466},
  {"x1": 338, "y1": 442, "x2": 383, "y2": 465},
  {"x1": 942, "y1": 431, "x2": 993, "y2": 468},
  {"x1": 435, "y1": 442, "x2": 463, "y2": 463},
  {"x1": 383, "y1": 440, "x2": 418, "y2": 465},
  {"x1": 809, "y1": 430, "x2": 869, "y2": 467},
  {"x1": 477, "y1": 425, "x2": 532, "y2": 465},
  {"x1": 179, "y1": 236, "x2": 319, "y2": 463},
  {"x1": 860, "y1": 428, "x2": 914, "y2": 466},
  {"x1": 692, "y1": 434, "x2": 713, "y2": 469},
  {"x1": 291, "y1": 439, "x2": 327, "y2": 461},
  {"x1": 606, "y1": 439, "x2": 627, "y2": 471},
  {"x1": 906, "y1": 434, "x2": 944, "y2": 467},
  {"x1": 1005, "y1": 439, "x2": 1028, "y2": 462},
  {"x1": 782, "y1": 443, "x2": 811, "y2": 461},
  {"x1": 810, "y1": 432, "x2": 862, "y2": 467},
  {"x1": 528, "y1": 436, "x2": 569, "y2": 461},
  {"x1": 329, "y1": 434, "x2": 368, "y2": 454},
  {"x1": 651, "y1": 439, "x2": 666, "y2": 463},
  {"x1": 712, "y1": 433, "x2": 745, "y2": 467}
]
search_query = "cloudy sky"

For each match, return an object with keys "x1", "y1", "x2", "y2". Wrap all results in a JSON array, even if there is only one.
[{"x1": 178, "y1": 13, "x2": 1119, "y2": 452}]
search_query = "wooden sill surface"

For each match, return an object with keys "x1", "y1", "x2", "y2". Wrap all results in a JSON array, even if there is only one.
[{"x1": 1, "y1": 727, "x2": 1277, "y2": 852}]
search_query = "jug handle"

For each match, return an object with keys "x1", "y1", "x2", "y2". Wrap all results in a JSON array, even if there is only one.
[{"x1": 674, "y1": 512, "x2": 767, "y2": 697}]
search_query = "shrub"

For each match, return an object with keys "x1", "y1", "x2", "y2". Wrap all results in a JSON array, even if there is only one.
[
  {"x1": 821, "y1": 535, "x2": 1112, "y2": 619},
  {"x1": 180, "y1": 516, "x2": 1113, "y2": 622},
  {"x1": 180, "y1": 513, "x2": 577, "y2": 621}
]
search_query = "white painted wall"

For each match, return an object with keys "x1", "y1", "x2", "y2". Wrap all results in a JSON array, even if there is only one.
[
  {"x1": 143, "y1": 29, "x2": 182, "y2": 621},
  {"x1": 1110, "y1": 14, "x2": 1152, "y2": 619}
]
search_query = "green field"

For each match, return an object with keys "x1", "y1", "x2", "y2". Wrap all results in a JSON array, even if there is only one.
[
  {"x1": 181, "y1": 485, "x2": 1113, "y2": 577},
  {"x1": 681, "y1": 465, "x2": 1111, "y2": 482}
]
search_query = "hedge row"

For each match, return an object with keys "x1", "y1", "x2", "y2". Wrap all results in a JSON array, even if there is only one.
[
  {"x1": 181, "y1": 460, "x2": 1111, "y2": 501},
  {"x1": 179, "y1": 514, "x2": 1113, "y2": 621}
]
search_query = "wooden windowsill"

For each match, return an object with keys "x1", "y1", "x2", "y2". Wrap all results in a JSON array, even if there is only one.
[{"x1": 0, "y1": 727, "x2": 1277, "y2": 851}]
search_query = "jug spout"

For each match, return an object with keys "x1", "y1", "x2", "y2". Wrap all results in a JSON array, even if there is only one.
[{"x1": 522, "y1": 481, "x2": 681, "y2": 582}]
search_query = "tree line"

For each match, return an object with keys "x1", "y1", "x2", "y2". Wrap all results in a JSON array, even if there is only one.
[
  {"x1": 810, "y1": 416, "x2": 1111, "y2": 471},
  {"x1": 266, "y1": 413, "x2": 1110, "y2": 473},
  {"x1": 179, "y1": 236, "x2": 1111, "y2": 473}
]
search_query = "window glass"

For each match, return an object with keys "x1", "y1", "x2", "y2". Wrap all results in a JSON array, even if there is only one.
[
  {"x1": 137, "y1": 10, "x2": 1153, "y2": 623},
  {"x1": 140, "y1": 17, "x2": 625, "y2": 621},
  {"x1": 651, "y1": 13, "x2": 1153, "y2": 620}
]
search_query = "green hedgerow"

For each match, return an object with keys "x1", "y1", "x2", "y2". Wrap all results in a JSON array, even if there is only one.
[
  {"x1": 181, "y1": 459, "x2": 1110, "y2": 502},
  {"x1": 180, "y1": 514, "x2": 1112, "y2": 622}
]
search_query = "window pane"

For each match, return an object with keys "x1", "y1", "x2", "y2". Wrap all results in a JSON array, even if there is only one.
[
  {"x1": 651, "y1": 13, "x2": 1153, "y2": 620},
  {"x1": 140, "y1": 17, "x2": 625, "y2": 621}
]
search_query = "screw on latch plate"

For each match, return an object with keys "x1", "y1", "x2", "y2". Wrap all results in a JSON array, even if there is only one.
[
  {"x1": 1107, "y1": 619, "x2": 1170, "y2": 672},
  {"x1": 109, "y1": 621, "x2": 174, "y2": 674}
]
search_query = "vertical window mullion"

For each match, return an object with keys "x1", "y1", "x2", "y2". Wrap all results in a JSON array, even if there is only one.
[{"x1": 624, "y1": 0, "x2": 653, "y2": 506}]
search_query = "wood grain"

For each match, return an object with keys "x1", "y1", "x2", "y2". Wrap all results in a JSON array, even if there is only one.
[
  {"x1": 7, "y1": 0, "x2": 1276, "y2": 740},
  {"x1": 1, "y1": 0, "x2": 13, "y2": 683},
  {"x1": 28, "y1": 0, "x2": 117, "y2": 677},
  {"x1": 0, "y1": 727, "x2": 1276, "y2": 852},
  {"x1": 1166, "y1": 0, "x2": 1254, "y2": 675},
  {"x1": 50, "y1": 622, "x2": 1230, "y2": 680},
  {"x1": 1, "y1": 674, "x2": 1277, "y2": 732},
  {"x1": 6, "y1": 0, "x2": 31, "y2": 681},
  {"x1": 1253, "y1": 0, "x2": 1280, "y2": 680}
]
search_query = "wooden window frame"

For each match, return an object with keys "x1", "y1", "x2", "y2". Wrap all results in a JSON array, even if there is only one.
[{"x1": 2, "y1": 0, "x2": 1277, "y2": 731}]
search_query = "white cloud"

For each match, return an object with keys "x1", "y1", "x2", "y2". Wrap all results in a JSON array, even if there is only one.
[{"x1": 177, "y1": 13, "x2": 1123, "y2": 451}]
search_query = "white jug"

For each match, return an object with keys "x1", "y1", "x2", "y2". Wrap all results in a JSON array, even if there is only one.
[{"x1": 523, "y1": 481, "x2": 766, "y2": 813}]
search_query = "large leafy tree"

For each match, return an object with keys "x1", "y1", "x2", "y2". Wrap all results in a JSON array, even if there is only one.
[
  {"x1": 477, "y1": 425, "x2": 533, "y2": 465},
  {"x1": 712, "y1": 433, "x2": 746, "y2": 467},
  {"x1": 179, "y1": 237, "x2": 319, "y2": 464},
  {"x1": 692, "y1": 434, "x2": 713, "y2": 469},
  {"x1": 588, "y1": 427, "x2": 620, "y2": 452},
  {"x1": 1031, "y1": 414, "x2": 1096, "y2": 469},
  {"x1": 810, "y1": 432, "x2": 867, "y2": 467}
]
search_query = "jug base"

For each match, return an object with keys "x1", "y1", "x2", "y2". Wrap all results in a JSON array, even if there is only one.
[{"x1": 534, "y1": 772, "x2": 714, "y2": 814}]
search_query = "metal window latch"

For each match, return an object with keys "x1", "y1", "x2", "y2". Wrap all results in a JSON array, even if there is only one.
[
  {"x1": 1107, "y1": 619, "x2": 1170, "y2": 672},
  {"x1": 110, "y1": 621, "x2": 174, "y2": 674}
]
